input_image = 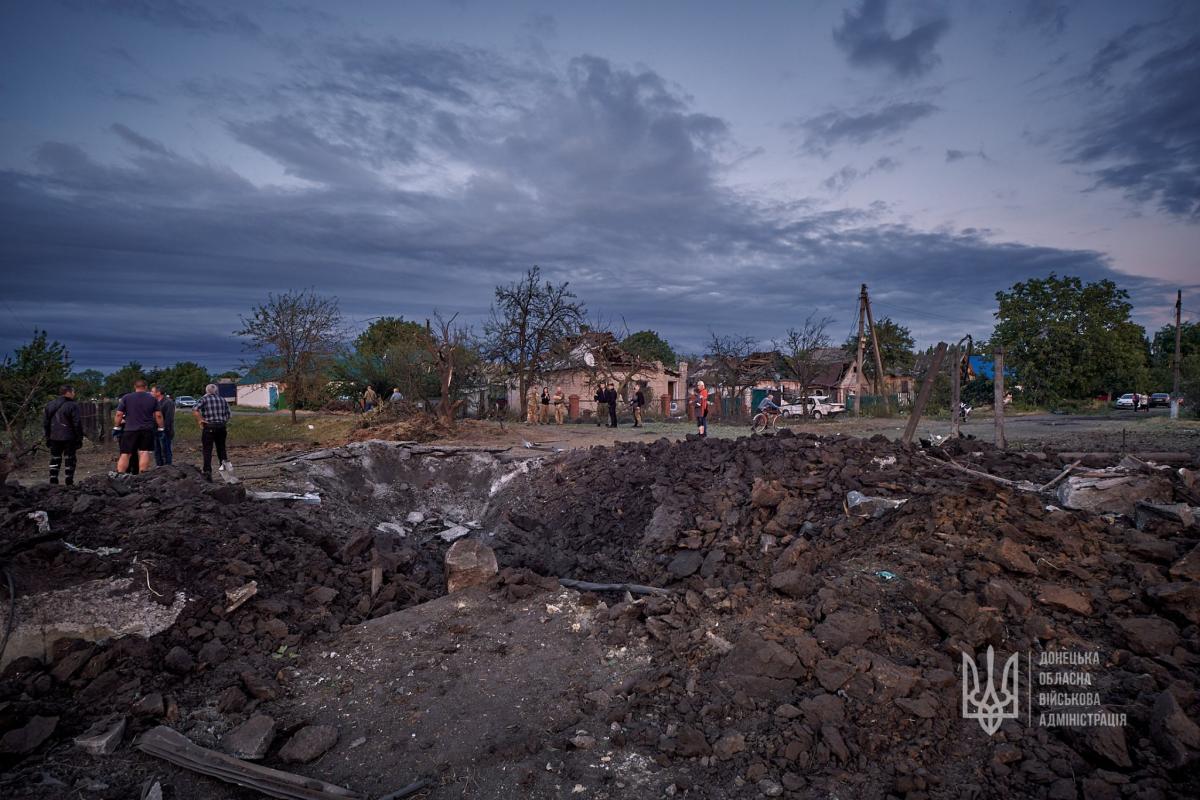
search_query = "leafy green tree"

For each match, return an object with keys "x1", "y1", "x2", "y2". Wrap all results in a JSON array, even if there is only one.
[
  {"x1": 103, "y1": 362, "x2": 146, "y2": 400},
  {"x1": 620, "y1": 330, "x2": 678, "y2": 367},
  {"x1": 843, "y1": 317, "x2": 915, "y2": 380},
  {"x1": 69, "y1": 369, "x2": 105, "y2": 399},
  {"x1": 992, "y1": 274, "x2": 1149, "y2": 405},
  {"x1": 152, "y1": 361, "x2": 212, "y2": 398},
  {"x1": 1, "y1": 331, "x2": 72, "y2": 481},
  {"x1": 354, "y1": 317, "x2": 426, "y2": 359},
  {"x1": 1148, "y1": 321, "x2": 1200, "y2": 391},
  {"x1": 1180, "y1": 353, "x2": 1200, "y2": 416}
]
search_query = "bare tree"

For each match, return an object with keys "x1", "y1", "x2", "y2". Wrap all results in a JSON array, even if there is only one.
[
  {"x1": 775, "y1": 313, "x2": 833, "y2": 397},
  {"x1": 574, "y1": 315, "x2": 660, "y2": 401},
  {"x1": 482, "y1": 266, "x2": 585, "y2": 419},
  {"x1": 236, "y1": 290, "x2": 344, "y2": 423},
  {"x1": 705, "y1": 332, "x2": 766, "y2": 419},
  {"x1": 423, "y1": 312, "x2": 473, "y2": 426}
]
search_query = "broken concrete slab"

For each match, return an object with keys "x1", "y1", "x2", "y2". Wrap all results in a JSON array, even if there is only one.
[
  {"x1": 1135, "y1": 502, "x2": 1196, "y2": 530},
  {"x1": 438, "y1": 524, "x2": 472, "y2": 543},
  {"x1": 74, "y1": 715, "x2": 126, "y2": 755},
  {"x1": 444, "y1": 539, "x2": 498, "y2": 593},
  {"x1": 1057, "y1": 473, "x2": 1172, "y2": 517}
]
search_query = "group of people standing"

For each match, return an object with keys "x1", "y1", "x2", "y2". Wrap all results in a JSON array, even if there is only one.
[
  {"x1": 361, "y1": 385, "x2": 404, "y2": 412},
  {"x1": 41, "y1": 381, "x2": 234, "y2": 485},
  {"x1": 527, "y1": 385, "x2": 567, "y2": 425},
  {"x1": 592, "y1": 383, "x2": 647, "y2": 428}
]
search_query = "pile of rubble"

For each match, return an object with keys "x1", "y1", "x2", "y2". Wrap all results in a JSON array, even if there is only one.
[
  {"x1": 0, "y1": 461, "x2": 456, "y2": 793},
  {"x1": 0, "y1": 432, "x2": 1196, "y2": 799},
  {"x1": 486, "y1": 431, "x2": 1200, "y2": 798}
]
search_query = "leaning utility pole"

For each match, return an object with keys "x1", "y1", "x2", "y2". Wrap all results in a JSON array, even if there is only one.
[
  {"x1": 854, "y1": 286, "x2": 866, "y2": 416},
  {"x1": 950, "y1": 335, "x2": 972, "y2": 439},
  {"x1": 862, "y1": 285, "x2": 888, "y2": 413},
  {"x1": 993, "y1": 345, "x2": 1007, "y2": 449},
  {"x1": 901, "y1": 342, "x2": 947, "y2": 445},
  {"x1": 1172, "y1": 290, "x2": 1182, "y2": 420}
]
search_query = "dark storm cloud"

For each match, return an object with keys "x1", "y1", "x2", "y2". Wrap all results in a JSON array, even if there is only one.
[
  {"x1": 793, "y1": 101, "x2": 938, "y2": 155},
  {"x1": 1018, "y1": 0, "x2": 1071, "y2": 38},
  {"x1": 1069, "y1": 36, "x2": 1200, "y2": 220},
  {"x1": 832, "y1": 0, "x2": 950, "y2": 79},
  {"x1": 945, "y1": 148, "x2": 990, "y2": 163},
  {"x1": 69, "y1": 0, "x2": 262, "y2": 38},
  {"x1": 822, "y1": 156, "x2": 898, "y2": 193},
  {"x1": 1083, "y1": 23, "x2": 1147, "y2": 88},
  {"x1": 0, "y1": 41, "x2": 1163, "y2": 370}
]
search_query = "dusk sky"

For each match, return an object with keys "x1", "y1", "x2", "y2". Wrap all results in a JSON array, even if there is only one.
[{"x1": 1, "y1": 0, "x2": 1197, "y2": 372}]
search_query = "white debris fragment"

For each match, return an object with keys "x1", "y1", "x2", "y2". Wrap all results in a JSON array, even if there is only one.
[
  {"x1": 248, "y1": 491, "x2": 321, "y2": 505},
  {"x1": 438, "y1": 525, "x2": 471, "y2": 543},
  {"x1": 375, "y1": 522, "x2": 407, "y2": 536},
  {"x1": 405, "y1": 511, "x2": 426, "y2": 524},
  {"x1": 28, "y1": 511, "x2": 50, "y2": 533}
]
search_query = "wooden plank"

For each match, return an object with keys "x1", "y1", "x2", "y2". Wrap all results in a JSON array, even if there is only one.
[
  {"x1": 901, "y1": 342, "x2": 947, "y2": 445},
  {"x1": 136, "y1": 726, "x2": 366, "y2": 800}
]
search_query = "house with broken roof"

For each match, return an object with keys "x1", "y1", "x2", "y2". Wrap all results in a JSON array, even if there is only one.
[
  {"x1": 685, "y1": 346, "x2": 862, "y2": 416},
  {"x1": 505, "y1": 331, "x2": 687, "y2": 419}
]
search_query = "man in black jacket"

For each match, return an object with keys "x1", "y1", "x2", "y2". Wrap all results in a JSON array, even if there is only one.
[
  {"x1": 631, "y1": 383, "x2": 646, "y2": 428},
  {"x1": 43, "y1": 384, "x2": 84, "y2": 485},
  {"x1": 605, "y1": 382, "x2": 619, "y2": 428}
]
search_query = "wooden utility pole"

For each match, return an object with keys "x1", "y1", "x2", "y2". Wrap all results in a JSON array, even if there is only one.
[
  {"x1": 950, "y1": 335, "x2": 972, "y2": 438},
  {"x1": 1172, "y1": 290, "x2": 1182, "y2": 420},
  {"x1": 993, "y1": 346, "x2": 1007, "y2": 449},
  {"x1": 901, "y1": 342, "x2": 947, "y2": 445},
  {"x1": 854, "y1": 287, "x2": 866, "y2": 416},
  {"x1": 862, "y1": 285, "x2": 888, "y2": 412}
]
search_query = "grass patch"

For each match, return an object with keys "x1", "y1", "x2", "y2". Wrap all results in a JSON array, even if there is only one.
[{"x1": 172, "y1": 412, "x2": 357, "y2": 446}]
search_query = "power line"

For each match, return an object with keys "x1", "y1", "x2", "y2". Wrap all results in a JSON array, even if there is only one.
[{"x1": 871, "y1": 301, "x2": 989, "y2": 328}]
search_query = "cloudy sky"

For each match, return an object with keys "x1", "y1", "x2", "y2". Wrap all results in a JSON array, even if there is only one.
[{"x1": 1, "y1": 0, "x2": 1197, "y2": 372}]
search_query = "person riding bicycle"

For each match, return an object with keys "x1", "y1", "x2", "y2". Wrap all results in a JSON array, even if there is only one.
[{"x1": 758, "y1": 393, "x2": 782, "y2": 417}]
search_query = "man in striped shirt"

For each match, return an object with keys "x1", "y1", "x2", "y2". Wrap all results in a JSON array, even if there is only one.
[{"x1": 193, "y1": 383, "x2": 232, "y2": 480}]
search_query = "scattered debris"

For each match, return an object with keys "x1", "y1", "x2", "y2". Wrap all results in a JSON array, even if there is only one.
[
  {"x1": 224, "y1": 580, "x2": 259, "y2": 614},
  {"x1": 845, "y1": 490, "x2": 907, "y2": 518},
  {"x1": 136, "y1": 726, "x2": 365, "y2": 799},
  {"x1": 74, "y1": 715, "x2": 126, "y2": 756},
  {"x1": 438, "y1": 524, "x2": 471, "y2": 543},
  {"x1": 248, "y1": 490, "x2": 321, "y2": 505}
]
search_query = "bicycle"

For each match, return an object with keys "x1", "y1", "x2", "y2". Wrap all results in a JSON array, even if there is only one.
[{"x1": 750, "y1": 409, "x2": 781, "y2": 434}]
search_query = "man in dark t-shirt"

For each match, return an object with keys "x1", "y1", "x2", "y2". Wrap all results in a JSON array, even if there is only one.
[{"x1": 114, "y1": 379, "x2": 165, "y2": 474}]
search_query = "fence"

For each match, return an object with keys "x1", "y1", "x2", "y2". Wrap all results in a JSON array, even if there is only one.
[{"x1": 78, "y1": 400, "x2": 113, "y2": 444}]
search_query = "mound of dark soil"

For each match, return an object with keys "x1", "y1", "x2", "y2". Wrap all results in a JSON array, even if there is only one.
[{"x1": 487, "y1": 431, "x2": 1200, "y2": 798}]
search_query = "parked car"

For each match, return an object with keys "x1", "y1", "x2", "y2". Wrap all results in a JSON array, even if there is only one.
[
  {"x1": 779, "y1": 398, "x2": 807, "y2": 417},
  {"x1": 801, "y1": 395, "x2": 846, "y2": 420},
  {"x1": 1114, "y1": 393, "x2": 1135, "y2": 409},
  {"x1": 1149, "y1": 393, "x2": 1170, "y2": 408},
  {"x1": 175, "y1": 395, "x2": 199, "y2": 408}
]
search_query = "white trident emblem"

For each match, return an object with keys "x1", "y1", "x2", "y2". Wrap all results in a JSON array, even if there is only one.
[{"x1": 962, "y1": 646, "x2": 1020, "y2": 735}]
